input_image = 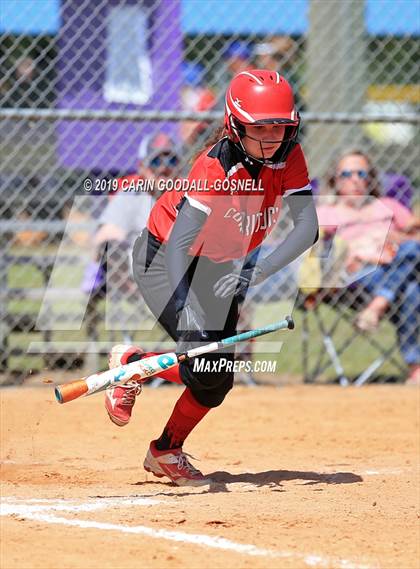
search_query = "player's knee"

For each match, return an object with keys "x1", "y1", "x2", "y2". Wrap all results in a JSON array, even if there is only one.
[
  {"x1": 195, "y1": 385, "x2": 233, "y2": 408},
  {"x1": 180, "y1": 361, "x2": 231, "y2": 387},
  {"x1": 190, "y1": 375, "x2": 234, "y2": 408},
  {"x1": 178, "y1": 349, "x2": 235, "y2": 406},
  {"x1": 200, "y1": 369, "x2": 234, "y2": 391},
  {"x1": 179, "y1": 353, "x2": 234, "y2": 391}
]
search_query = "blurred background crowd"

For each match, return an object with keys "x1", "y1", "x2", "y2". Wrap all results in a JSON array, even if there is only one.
[{"x1": 0, "y1": 0, "x2": 418, "y2": 385}]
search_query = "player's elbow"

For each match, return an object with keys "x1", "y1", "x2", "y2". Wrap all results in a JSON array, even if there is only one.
[
  {"x1": 308, "y1": 210, "x2": 319, "y2": 246},
  {"x1": 303, "y1": 219, "x2": 319, "y2": 249}
]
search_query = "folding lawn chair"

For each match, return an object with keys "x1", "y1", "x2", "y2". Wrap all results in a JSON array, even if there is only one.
[
  {"x1": 298, "y1": 287, "x2": 406, "y2": 386},
  {"x1": 297, "y1": 231, "x2": 406, "y2": 386}
]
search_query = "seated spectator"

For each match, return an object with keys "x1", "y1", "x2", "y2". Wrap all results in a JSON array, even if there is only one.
[
  {"x1": 82, "y1": 133, "x2": 181, "y2": 296},
  {"x1": 317, "y1": 149, "x2": 420, "y2": 385}
]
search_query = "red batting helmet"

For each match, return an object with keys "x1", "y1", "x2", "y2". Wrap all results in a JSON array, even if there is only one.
[{"x1": 224, "y1": 69, "x2": 300, "y2": 163}]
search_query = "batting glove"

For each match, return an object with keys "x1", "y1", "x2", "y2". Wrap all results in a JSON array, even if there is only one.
[{"x1": 213, "y1": 266, "x2": 265, "y2": 299}]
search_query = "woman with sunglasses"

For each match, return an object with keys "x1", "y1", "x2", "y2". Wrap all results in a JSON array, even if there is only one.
[
  {"x1": 104, "y1": 70, "x2": 319, "y2": 486},
  {"x1": 318, "y1": 149, "x2": 419, "y2": 385}
]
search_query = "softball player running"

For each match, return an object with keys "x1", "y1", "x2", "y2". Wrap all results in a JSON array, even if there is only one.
[{"x1": 105, "y1": 70, "x2": 319, "y2": 486}]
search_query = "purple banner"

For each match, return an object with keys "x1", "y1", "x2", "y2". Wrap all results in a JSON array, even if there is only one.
[{"x1": 57, "y1": 0, "x2": 182, "y2": 172}]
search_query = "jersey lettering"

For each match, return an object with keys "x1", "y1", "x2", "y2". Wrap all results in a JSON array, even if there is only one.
[
  {"x1": 147, "y1": 139, "x2": 310, "y2": 262},
  {"x1": 224, "y1": 206, "x2": 280, "y2": 236}
]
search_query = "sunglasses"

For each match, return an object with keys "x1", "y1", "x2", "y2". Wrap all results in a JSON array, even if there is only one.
[
  {"x1": 149, "y1": 153, "x2": 179, "y2": 169},
  {"x1": 338, "y1": 169, "x2": 368, "y2": 180}
]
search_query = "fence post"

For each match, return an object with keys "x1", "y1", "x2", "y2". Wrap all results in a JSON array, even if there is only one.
[{"x1": 305, "y1": 0, "x2": 368, "y2": 178}]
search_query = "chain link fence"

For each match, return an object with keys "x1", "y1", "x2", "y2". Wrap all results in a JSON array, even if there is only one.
[{"x1": 1, "y1": 0, "x2": 419, "y2": 385}]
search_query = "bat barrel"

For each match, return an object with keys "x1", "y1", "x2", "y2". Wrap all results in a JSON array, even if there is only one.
[
  {"x1": 53, "y1": 353, "x2": 180, "y2": 404},
  {"x1": 55, "y1": 380, "x2": 89, "y2": 404}
]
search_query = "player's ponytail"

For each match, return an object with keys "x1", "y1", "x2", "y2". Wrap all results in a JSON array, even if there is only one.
[{"x1": 191, "y1": 123, "x2": 226, "y2": 163}]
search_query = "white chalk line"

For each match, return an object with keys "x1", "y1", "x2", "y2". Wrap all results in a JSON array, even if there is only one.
[
  {"x1": 1, "y1": 496, "x2": 162, "y2": 513},
  {"x1": 1, "y1": 496, "x2": 376, "y2": 569}
]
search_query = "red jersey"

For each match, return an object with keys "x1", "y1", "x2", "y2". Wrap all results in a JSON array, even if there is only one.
[{"x1": 147, "y1": 138, "x2": 311, "y2": 262}]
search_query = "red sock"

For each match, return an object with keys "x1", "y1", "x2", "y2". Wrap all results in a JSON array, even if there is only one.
[
  {"x1": 155, "y1": 388, "x2": 210, "y2": 450},
  {"x1": 156, "y1": 365, "x2": 183, "y2": 385}
]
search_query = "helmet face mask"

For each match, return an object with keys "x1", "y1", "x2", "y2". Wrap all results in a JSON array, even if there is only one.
[
  {"x1": 225, "y1": 69, "x2": 300, "y2": 164},
  {"x1": 228, "y1": 114, "x2": 299, "y2": 164}
]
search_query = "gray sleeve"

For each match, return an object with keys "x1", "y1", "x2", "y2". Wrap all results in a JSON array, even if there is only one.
[
  {"x1": 258, "y1": 190, "x2": 319, "y2": 277},
  {"x1": 100, "y1": 193, "x2": 153, "y2": 234},
  {"x1": 165, "y1": 198, "x2": 207, "y2": 313}
]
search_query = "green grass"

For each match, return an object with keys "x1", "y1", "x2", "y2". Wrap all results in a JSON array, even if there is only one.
[
  {"x1": 252, "y1": 301, "x2": 404, "y2": 381},
  {"x1": 3, "y1": 257, "x2": 405, "y2": 382}
]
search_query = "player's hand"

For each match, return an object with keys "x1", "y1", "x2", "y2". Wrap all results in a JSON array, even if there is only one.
[
  {"x1": 213, "y1": 266, "x2": 265, "y2": 299},
  {"x1": 176, "y1": 303, "x2": 209, "y2": 352}
]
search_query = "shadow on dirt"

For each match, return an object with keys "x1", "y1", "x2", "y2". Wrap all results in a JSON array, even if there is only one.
[
  {"x1": 130, "y1": 469, "x2": 363, "y2": 495},
  {"x1": 208, "y1": 469, "x2": 363, "y2": 487}
]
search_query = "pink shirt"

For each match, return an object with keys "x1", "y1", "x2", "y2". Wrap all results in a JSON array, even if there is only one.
[{"x1": 317, "y1": 197, "x2": 414, "y2": 267}]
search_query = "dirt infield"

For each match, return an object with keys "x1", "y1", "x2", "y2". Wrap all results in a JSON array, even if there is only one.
[{"x1": 1, "y1": 381, "x2": 419, "y2": 569}]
